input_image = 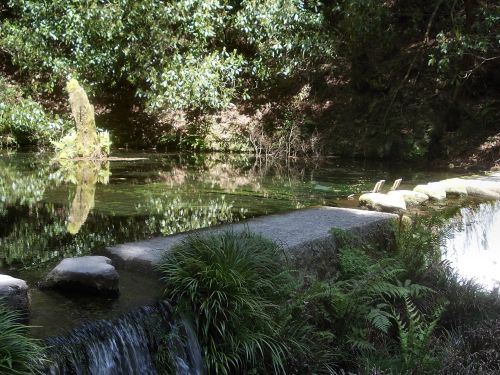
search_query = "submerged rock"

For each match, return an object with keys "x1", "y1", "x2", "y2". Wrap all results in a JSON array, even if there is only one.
[
  {"x1": 387, "y1": 190, "x2": 429, "y2": 206},
  {"x1": 0, "y1": 274, "x2": 29, "y2": 313},
  {"x1": 413, "y1": 183, "x2": 447, "y2": 200},
  {"x1": 41, "y1": 256, "x2": 119, "y2": 295},
  {"x1": 359, "y1": 192, "x2": 406, "y2": 212}
]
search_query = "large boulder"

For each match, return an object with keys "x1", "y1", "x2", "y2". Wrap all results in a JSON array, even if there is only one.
[
  {"x1": 359, "y1": 192, "x2": 406, "y2": 213},
  {"x1": 41, "y1": 256, "x2": 119, "y2": 295},
  {"x1": 0, "y1": 274, "x2": 29, "y2": 313},
  {"x1": 413, "y1": 183, "x2": 447, "y2": 200},
  {"x1": 387, "y1": 190, "x2": 429, "y2": 206}
]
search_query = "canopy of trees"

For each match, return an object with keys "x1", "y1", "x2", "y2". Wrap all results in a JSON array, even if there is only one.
[{"x1": 0, "y1": 0, "x2": 498, "y2": 161}]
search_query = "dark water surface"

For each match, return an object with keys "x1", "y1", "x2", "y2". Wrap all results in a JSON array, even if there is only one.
[{"x1": 0, "y1": 151, "x2": 462, "y2": 337}]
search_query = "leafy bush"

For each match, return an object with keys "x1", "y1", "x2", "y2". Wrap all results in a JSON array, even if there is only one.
[
  {"x1": 0, "y1": 303, "x2": 46, "y2": 374},
  {"x1": 0, "y1": 76, "x2": 68, "y2": 148},
  {"x1": 1, "y1": 0, "x2": 332, "y2": 112},
  {"x1": 158, "y1": 231, "x2": 292, "y2": 374}
]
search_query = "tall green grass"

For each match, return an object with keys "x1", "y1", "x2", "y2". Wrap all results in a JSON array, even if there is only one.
[
  {"x1": 158, "y1": 231, "x2": 293, "y2": 374},
  {"x1": 0, "y1": 303, "x2": 46, "y2": 374}
]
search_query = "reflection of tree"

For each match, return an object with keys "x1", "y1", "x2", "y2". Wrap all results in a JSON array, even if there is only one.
[
  {"x1": 0, "y1": 154, "x2": 53, "y2": 212},
  {"x1": 59, "y1": 160, "x2": 110, "y2": 235},
  {"x1": 144, "y1": 195, "x2": 246, "y2": 236},
  {"x1": 0, "y1": 207, "x2": 165, "y2": 269}
]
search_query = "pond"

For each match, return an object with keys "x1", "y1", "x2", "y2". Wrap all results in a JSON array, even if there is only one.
[{"x1": 0, "y1": 151, "x2": 470, "y2": 337}]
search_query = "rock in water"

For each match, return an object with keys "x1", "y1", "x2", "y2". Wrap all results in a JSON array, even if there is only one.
[
  {"x1": 0, "y1": 274, "x2": 29, "y2": 313},
  {"x1": 42, "y1": 256, "x2": 119, "y2": 295},
  {"x1": 359, "y1": 192, "x2": 406, "y2": 213},
  {"x1": 387, "y1": 190, "x2": 429, "y2": 206},
  {"x1": 413, "y1": 183, "x2": 447, "y2": 200}
]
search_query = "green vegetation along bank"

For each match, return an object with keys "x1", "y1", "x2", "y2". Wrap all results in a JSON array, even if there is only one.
[
  {"x1": 0, "y1": 1, "x2": 498, "y2": 165},
  {"x1": 157, "y1": 219, "x2": 500, "y2": 374}
]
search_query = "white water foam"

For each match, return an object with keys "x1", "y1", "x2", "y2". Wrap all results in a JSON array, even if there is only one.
[{"x1": 443, "y1": 201, "x2": 500, "y2": 290}]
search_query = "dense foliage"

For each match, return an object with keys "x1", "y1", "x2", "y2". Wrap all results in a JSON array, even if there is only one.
[
  {"x1": 0, "y1": 0, "x2": 498, "y2": 159},
  {"x1": 158, "y1": 218, "x2": 500, "y2": 374},
  {"x1": 0, "y1": 77, "x2": 68, "y2": 148},
  {"x1": 0, "y1": 0, "x2": 331, "y2": 111}
]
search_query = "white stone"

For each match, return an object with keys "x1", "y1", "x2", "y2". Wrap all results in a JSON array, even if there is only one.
[
  {"x1": 436, "y1": 178, "x2": 468, "y2": 196},
  {"x1": 387, "y1": 190, "x2": 429, "y2": 206},
  {"x1": 359, "y1": 192, "x2": 407, "y2": 212},
  {"x1": 413, "y1": 183, "x2": 447, "y2": 200}
]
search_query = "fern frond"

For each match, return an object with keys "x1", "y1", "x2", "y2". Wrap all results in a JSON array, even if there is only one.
[{"x1": 367, "y1": 306, "x2": 392, "y2": 334}]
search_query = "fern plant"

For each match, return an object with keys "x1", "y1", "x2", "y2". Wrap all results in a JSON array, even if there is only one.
[{"x1": 392, "y1": 296, "x2": 446, "y2": 373}]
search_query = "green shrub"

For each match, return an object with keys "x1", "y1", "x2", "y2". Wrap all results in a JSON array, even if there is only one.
[
  {"x1": 1, "y1": 0, "x2": 332, "y2": 112},
  {"x1": 0, "y1": 77, "x2": 68, "y2": 148},
  {"x1": 158, "y1": 231, "x2": 292, "y2": 374},
  {"x1": 0, "y1": 303, "x2": 46, "y2": 374},
  {"x1": 392, "y1": 295, "x2": 446, "y2": 373}
]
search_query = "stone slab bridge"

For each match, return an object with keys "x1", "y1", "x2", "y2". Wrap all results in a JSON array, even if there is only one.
[{"x1": 105, "y1": 207, "x2": 397, "y2": 278}]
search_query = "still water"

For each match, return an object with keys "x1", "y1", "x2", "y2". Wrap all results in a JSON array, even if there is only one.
[{"x1": 0, "y1": 151, "x2": 464, "y2": 336}]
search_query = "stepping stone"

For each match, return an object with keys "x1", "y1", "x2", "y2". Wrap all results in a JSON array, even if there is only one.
[
  {"x1": 414, "y1": 183, "x2": 447, "y2": 200},
  {"x1": 106, "y1": 207, "x2": 397, "y2": 279},
  {"x1": 41, "y1": 256, "x2": 119, "y2": 295},
  {"x1": 0, "y1": 274, "x2": 29, "y2": 313},
  {"x1": 359, "y1": 192, "x2": 407, "y2": 212},
  {"x1": 387, "y1": 190, "x2": 429, "y2": 206}
]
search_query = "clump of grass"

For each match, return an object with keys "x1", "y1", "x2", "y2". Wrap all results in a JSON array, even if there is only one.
[
  {"x1": 0, "y1": 303, "x2": 46, "y2": 374},
  {"x1": 158, "y1": 230, "x2": 293, "y2": 374},
  {"x1": 439, "y1": 318, "x2": 500, "y2": 375}
]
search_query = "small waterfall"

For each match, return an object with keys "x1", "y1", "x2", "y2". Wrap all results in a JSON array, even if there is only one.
[
  {"x1": 443, "y1": 200, "x2": 500, "y2": 289},
  {"x1": 46, "y1": 303, "x2": 204, "y2": 375}
]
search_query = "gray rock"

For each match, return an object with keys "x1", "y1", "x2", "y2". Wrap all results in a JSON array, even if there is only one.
[
  {"x1": 0, "y1": 274, "x2": 29, "y2": 313},
  {"x1": 106, "y1": 206, "x2": 397, "y2": 279},
  {"x1": 359, "y1": 192, "x2": 407, "y2": 212},
  {"x1": 42, "y1": 256, "x2": 119, "y2": 295},
  {"x1": 387, "y1": 190, "x2": 429, "y2": 206}
]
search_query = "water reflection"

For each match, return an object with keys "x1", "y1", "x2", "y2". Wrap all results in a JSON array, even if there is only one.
[
  {"x1": 1, "y1": 152, "x2": 456, "y2": 271},
  {"x1": 62, "y1": 160, "x2": 109, "y2": 234}
]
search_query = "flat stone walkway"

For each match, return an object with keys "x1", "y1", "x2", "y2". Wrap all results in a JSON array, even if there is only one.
[{"x1": 106, "y1": 206, "x2": 396, "y2": 271}]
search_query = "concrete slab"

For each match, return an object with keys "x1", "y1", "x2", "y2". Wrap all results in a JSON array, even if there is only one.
[{"x1": 106, "y1": 207, "x2": 397, "y2": 277}]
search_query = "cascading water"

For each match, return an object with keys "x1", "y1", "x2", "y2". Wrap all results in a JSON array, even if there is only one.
[
  {"x1": 45, "y1": 303, "x2": 204, "y2": 375},
  {"x1": 443, "y1": 200, "x2": 500, "y2": 290}
]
